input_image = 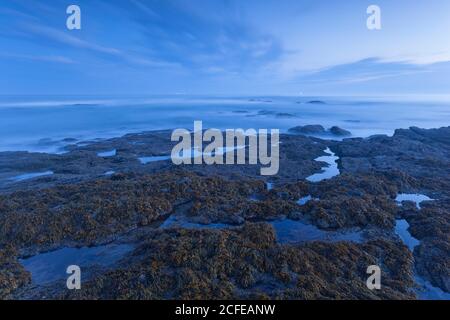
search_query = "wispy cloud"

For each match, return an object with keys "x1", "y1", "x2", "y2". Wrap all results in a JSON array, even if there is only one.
[
  {"x1": 21, "y1": 23, "x2": 121, "y2": 55},
  {"x1": 14, "y1": 22, "x2": 185, "y2": 70},
  {"x1": 0, "y1": 52, "x2": 75, "y2": 64},
  {"x1": 379, "y1": 52, "x2": 450, "y2": 65},
  {"x1": 295, "y1": 58, "x2": 427, "y2": 84},
  {"x1": 121, "y1": 0, "x2": 284, "y2": 75},
  {"x1": 2, "y1": 0, "x2": 450, "y2": 95}
]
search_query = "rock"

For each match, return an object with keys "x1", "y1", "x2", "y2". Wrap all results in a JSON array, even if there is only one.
[
  {"x1": 0, "y1": 246, "x2": 31, "y2": 299},
  {"x1": 2, "y1": 125, "x2": 450, "y2": 299},
  {"x1": 367, "y1": 134, "x2": 389, "y2": 141},
  {"x1": 329, "y1": 126, "x2": 351, "y2": 136},
  {"x1": 288, "y1": 125, "x2": 351, "y2": 137},
  {"x1": 257, "y1": 110, "x2": 276, "y2": 115},
  {"x1": 307, "y1": 100, "x2": 326, "y2": 104},
  {"x1": 275, "y1": 113, "x2": 296, "y2": 118},
  {"x1": 288, "y1": 125, "x2": 326, "y2": 135},
  {"x1": 30, "y1": 224, "x2": 415, "y2": 300}
]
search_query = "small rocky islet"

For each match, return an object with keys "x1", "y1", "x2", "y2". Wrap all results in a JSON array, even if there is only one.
[{"x1": 0, "y1": 126, "x2": 449, "y2": 300}]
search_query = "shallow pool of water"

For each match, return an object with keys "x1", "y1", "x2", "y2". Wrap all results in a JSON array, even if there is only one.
[
  {"x1": 297, "y1": 195, "x2": 319, "y2": 205},
  {"x1": 139, "y1": 155, "x2": 171, "y2": 164},
  {"x1": 20, "y1": 243, "x2": 134, "y2": 285},
  {"x1": 9, "y1": 171, "x2": 54, "y2": 182},
  {"x1": 394, "y1": 219, "x2": 450, "y2": 300},
  {"x1": 97, "y1": 149, "x2": 116, "y2": 157},
  {"x1": 395, "y1": 193, "x2": 434, "y2": 209},
  {"x1": 394, "y1": 219, "x2": 420, "y2": 251},
  {"x1": 160, "y1": 214, "x2": 230, "y2": 229},
  {"x1": 306, "y1": 148, "x2": 340, "y2": 182},
  {"x1": 139, "y1": 145, "x2": 246, "y2": 165},
  {"x1": 415, "y1": 275, "x2": 450, "y2": 300},
  {"x1": 270, "y1": 219, "x2": 363, "y2": 244}
]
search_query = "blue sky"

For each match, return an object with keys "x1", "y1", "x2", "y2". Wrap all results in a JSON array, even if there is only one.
[{"x1": 1, "y1": 0, "x2": 450, "y2": 95}]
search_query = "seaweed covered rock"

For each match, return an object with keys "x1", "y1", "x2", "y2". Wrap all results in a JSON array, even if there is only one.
[
  {"x1": 0, "y1": 246, "x2": 30, "y2": 299},
  {"x1": 0, "y1": 171, "x2": 264, "y2": 251},
  {"x1": 50, "y1": 223, "x2": 415, "y2": 300}
]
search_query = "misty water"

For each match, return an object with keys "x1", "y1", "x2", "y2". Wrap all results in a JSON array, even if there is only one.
[{"x1": 1, "y1": 95, "x2": 450, "y2": 153}]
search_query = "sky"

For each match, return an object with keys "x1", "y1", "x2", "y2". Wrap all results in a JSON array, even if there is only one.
[{"x1": 1, "y1": 0, "x2": 450, "y2": 96}]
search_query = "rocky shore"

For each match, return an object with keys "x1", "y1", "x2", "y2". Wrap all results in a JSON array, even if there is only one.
[{"x1": 0, "y1": 126, "x2": 449, "y2": 299}]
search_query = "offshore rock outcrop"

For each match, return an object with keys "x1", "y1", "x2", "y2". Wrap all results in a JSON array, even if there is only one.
[{"x1": 288, "y1": 125, "x2": 351, "y2": 137}]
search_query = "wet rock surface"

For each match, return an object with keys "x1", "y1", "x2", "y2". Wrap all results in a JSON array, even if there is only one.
[{"x1": 0, "y1": 126, "x2": 449, "y2": 299}]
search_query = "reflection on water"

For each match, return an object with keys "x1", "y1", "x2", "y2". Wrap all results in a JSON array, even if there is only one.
[
  {"x1": 138, "y1": 146, "x2": 245, "y2": 164},
  {"x1": 394, "y1": 219, "x2": 450, "y2": 300},
  {"x1": 271, "y1": 219, "x2": 363, "y2": 244},
  {"x1": 160, "y1": 214, "x2": 230, "y2": 229},
  {"x1": 306, "y1": 148, "x2": 340, "y2": 182},
  {"x1": 395, "y1": 193, "x2": 434, "y2": 209},
  {"x1": 297, "y1": 195, "x2": 319, "y2": 205},
  {"x1": 395, "y1": 219, "x2": 420, "y2": 251},
  {"x1": 9, "y1": 171, "x2": 54, "y2": 182},
  {"x1": 139, "y1": 155, "x2": 171, "y2": 164},
  {"x1": 97, "y1": 149, "x2": 116, "y2": 157},
  {"x1": 20, "y1": 244, "x2": 134, "y2": 285}
]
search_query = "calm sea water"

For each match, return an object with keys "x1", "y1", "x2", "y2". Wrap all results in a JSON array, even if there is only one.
[{"x1": 0, "y1": 95, "x2": 449, "y2": 153}]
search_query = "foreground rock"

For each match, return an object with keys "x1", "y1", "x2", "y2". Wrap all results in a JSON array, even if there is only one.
[
  {"x1": 335, "y1": 126, "x2": 450, "y2": 293},
  {"x1": 0, "y1": 126, "x2": 449, "y2": 299},
  {"x1": 15, "y1": 224, "x2": 415, "y2": 300}
]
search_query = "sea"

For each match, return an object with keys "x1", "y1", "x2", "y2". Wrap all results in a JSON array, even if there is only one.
[{"x1": 0, "y1": 95, "x2": 449, "y2": 153}]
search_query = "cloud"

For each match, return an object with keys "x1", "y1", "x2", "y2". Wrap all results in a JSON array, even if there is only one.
[
  {"x1": 5, "y1": 0, "x2": 284, "y2": 78},
  {"x1": 0, "y1": 53, "x2": 75, "y2": 64},
  {"x1": 296, "y1": 58, "x2": 427, "y2": 85},
  {"x1": 121, "y1": 0, "x2": 284, "y2": 75},
  {"x1": 285, "y1": 57, "x2": 450, "y2": 95},
  {"x1": 21, "y1": 23, "x2": 121, "y2": 55},
  {"x1": 15, "y1": 22, "x2": 185, "y2": 70},
  {"x1": 379, "y1": 52, "x2": 450, "y2": 65}
]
